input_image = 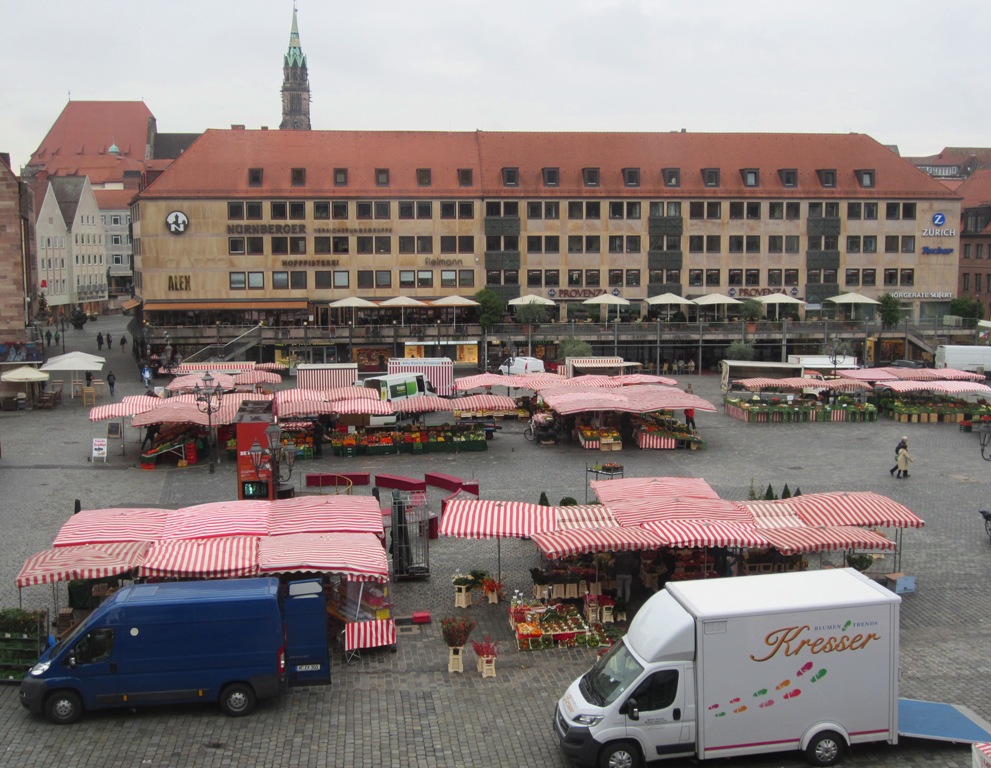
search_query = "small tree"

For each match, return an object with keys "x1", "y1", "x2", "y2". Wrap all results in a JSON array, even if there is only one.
[
  {"x1": 671, "y1": 310, "x2": 688, "y2": 323},
  {"x1": 474, "y1": 289, "x2": 504, "y2": 332},
  {"x1": 878, "y1": 293, "x2": 902, "y2": 329},
  {"x1": 741, "y1": 298, "x2": 763, "y2": 322},
  {"x1": 763, "y1": 483, "x2": 777, "y2": 500},
  {"x1": 557, "y1": 336, "x2": 593, "y2": 360},
  {"x1": 514, "y1": 303, "x2": 549, "y2": 326},
  {"x1": 559, "y1": 496, "x2": 578, "y2": 506},
  {"x1": 747, "y1": 479, "x2": 760, "y2": 500},
  {"x1": 781, "y1": 483, "x2": 792, "y2": 499},
  {"x1": 725, "y1": 340, "x2": 756, "y2": 361},
  {"x1": 538, "y1": 491, "x2": 550, "y2": 506},
  {"x1": 949, "y1": 297, "x2": 983, "y2": 323}
]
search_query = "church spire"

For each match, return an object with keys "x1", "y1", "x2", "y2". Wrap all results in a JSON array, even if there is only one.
[{"x1": 280, "y1": 3, "x2": 311, "y2": 131}]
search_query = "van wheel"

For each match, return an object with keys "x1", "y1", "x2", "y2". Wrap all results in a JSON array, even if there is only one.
[
  {"x1": 599, "y1": 741, "x2": 641, "y2": 768},
  {"x1": 45, "y1": 690, "x2": 83, "y2": 724},
  {"x1": 219, "y1": 683, "x2": 256, "y2": 717},
  {"x1": 805, "y1": 730, "x2": 845, "y2": 766}
]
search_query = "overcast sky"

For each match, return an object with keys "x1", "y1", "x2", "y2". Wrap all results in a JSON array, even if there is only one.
[{"x1": 4, "y1": 0, "x2": 988, "y2": 173}]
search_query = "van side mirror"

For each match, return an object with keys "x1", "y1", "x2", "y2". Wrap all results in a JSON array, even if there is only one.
[
  {"x1": 626, "y1": 697, "x2": 640, "y2": 721},
  {"x1": 67, "y1": 655, "x2": 77, "y2": 668}
]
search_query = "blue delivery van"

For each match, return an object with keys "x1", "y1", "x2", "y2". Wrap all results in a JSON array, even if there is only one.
[{"x1": 20, "y1": 577, "x2": 329, "y2": 724}]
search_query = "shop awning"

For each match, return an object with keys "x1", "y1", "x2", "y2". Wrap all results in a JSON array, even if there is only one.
[
  {"x1": 257, "y1": 533, "x2": 389, "y2": 582},
  {"x1": 782, "y1": 491, "x2": 925, "y2": 529},
  {"x1": 17, "y1": 542, "x2": 151, "y2": 587},
  {"x1": 447, "y1": 394, "x2": 518, "y2": 412},
  {"x1": 54, "y1": 508, "x2": 169, "y2": 547},
  {"x1": 143, "y1": 300, "x2": 309, "y2": 312},
  {"x1": 440, "y1": 499, "x2": 557, "y2": 539},
  {"x1": 174, "y1": 362, "x2": 256, "y2": 373},
  {"x1": 641, "y1": 520, "x2": 771, "y2": 549},
  {"x1": 89, "y1": 395, "x2": 161, "y2": 421},
  {"x1": 531, "y1": 527, "x2": 663, "y2": 559},
  {"x1": 161, "y1": 500, "x2": 271, "y2": 540},
  {"x1": 555, "y1": 505, "x2": 619, "y2": 530},
  {"x1": 592, "y1": 476, "x2": 721, "y2": 506},
  {"x1": 325, "y1": 386, "x2": 379, "y2": 402},
  {"x1": 139, "y1": 537, "x2": 260, "y2": 579},
  {"x1": 743, "y1": 501, "x2": 806, "y2": 529},
  {"x1": 268, "y1": 496, "x2": 385, "y2": 537},
  {"x1": 119, "y1": 297, "x2": 141, "y2": 311},
  {"x1": 607, "y1": 497, "x2": 752, "y2": 528},
  {"x1": 759, "y1": 526, "x2": 897, "y2": 555},
  {"x1": 876, "y1": 380, "x2": 991, "y2": 395},
  {"x1": 453, "y1": 373, "x2": 517, "y2": 391}
]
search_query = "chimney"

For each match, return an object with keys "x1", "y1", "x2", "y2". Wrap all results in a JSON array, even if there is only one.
[
  {"x1": 0, "y1": 153, "x2": 9, "y2": 169},
  {"x1": 123, "y1": 170, "x2": 141, "y2": 190},
  {"x1": 231, "y1": 124, "x2": 246, "y2": 131}
]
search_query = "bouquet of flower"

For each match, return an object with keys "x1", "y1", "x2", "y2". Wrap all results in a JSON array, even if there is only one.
[
  {"x1": 441, "y1": 615, "x2": 477, "y2": 647},
  {"x1": 471, "y1": 636, "x2": 498, "y2": 658}
]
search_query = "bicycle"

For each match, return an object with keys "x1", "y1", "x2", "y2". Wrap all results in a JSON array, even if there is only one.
[
  {"x1": 980, "y1": 510, "x2": 991, "y2": 544},
  {"x1": 523, "y1": 416, "x2": 536, "y2": 441}
]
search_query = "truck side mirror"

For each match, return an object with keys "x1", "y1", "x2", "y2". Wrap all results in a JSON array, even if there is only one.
[
  {"x1": 67, "y1": 655, "x2": 77, "y2": 668},
  {"x1": 626, "y1": 697, "x2": 640, "y2": 721}
]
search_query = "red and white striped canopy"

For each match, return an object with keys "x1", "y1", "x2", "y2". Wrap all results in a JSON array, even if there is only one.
[
  {"x1": 555, "y1": 505, "x2": 619, "y2": 530},
  {"x1": 276, "y1": 388, "x2": 328, "y2": 405},
  {"x1": 232, "y1": 370, "x2": 282, "y2": 385},
  {"x1": 277, "y1": 400, "x2": 337, "y2": 419},
  {"x1": 54, "y1": 508, "x2": 169, "y2": 547},
  {"x1": 733, "y1": 377, "x2": 870, "y2": 392},
  {"x1": 257, "y1": 532, "x2": 389, "y2": 582},
  {"x1": 760, "y1": 525, "x2": 897, "y2": 555},
  {"x1": 876, "y1": 379, "x2": 991, "y2": 395},
  {"x1": 333, "y1": 399, "x2": 395, "y2": 415},
  {"x1": 923, "y1": 368, "x2": 986, "y2": 381},
  {"x1": 613, "y1": 374, "x2": 679, "y2": 386},
  {"x1": 161, "y1": 500, "x2": 271, "y2": 540},
  {"x1": 641, "y1": 520, "x2": 771, "y2": 548},
  {"x1": 174, "y1": 362, "x2": 255, "y2": 373},
  {"x1": 504, "y1": 372, "x2": 568, "y2": 390},
  {"x1": 166, "y1": 372, "x2": 237, "y2": 392},
  {"x1": 268, "y1": 495, "x2": 384, "y2": 537},
  {"x1": 592, "y1": 476, "x2": 720, "y2": 506},
  {"x1": 743, "y1": 501, "x2": 806, "y2": 529},
  {"x1": 540, "y1": 385, "x2": 716, "y2": 416},
  {"x1": 608, "y1": 497, "x2": 752, "y2": 527},
  {"x1": 440, "y1": 498, "x2": 557, "y2": 538},
  {"x1": 448, "y1": 394, "x2": 518, "y2": 412},
  {"x1": 89, "y1": 395, "x2": 161, "y2": 421},
  {"x1": 531, "y1": 527, "x2": 663, "y2": 559},
  {"x1": 17, "y1": 542, "x2": 151, "y2": 587},
  {"x1": 836, "y1": 368, "x2": 900, "y2": 382},
  {"x1": 131, "y1": 394, "x2": 271, "y2": 427},
  {"x1": 139, "y1": 537, "x2": 260, "y2": 579},
  {"x1": 784, "y1": 491, "x2": 925, "y2": 528},
  {"x1": 256, "y1": 362, "x2": 288, "y2": 371},
  {"x1": 567, "y1": 375, "x2": 625, "y2": 388},
  {"x1": 325, "y1": 386, "x2": 380, "y2": 401},
  {"x1": 393, "y1": 396, "x2": 453, "y2": 413},
  {"x1": 297, "y1": 365, "x2": 358, "y2": 390},
  {"x1": 454, "y1": 373, "x2": 517, "y2": 391}
]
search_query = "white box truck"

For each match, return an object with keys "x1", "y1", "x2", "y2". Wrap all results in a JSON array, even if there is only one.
[
  {"x1": 556, "y1": 569, "x2": 991, "y2": 767},
  {"x1": 935, "y1": 345, "x2": 991, "y2": 374}
]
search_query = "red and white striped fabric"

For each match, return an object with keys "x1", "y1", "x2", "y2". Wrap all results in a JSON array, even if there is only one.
[
  {"x1": 835, "y1": 368, "x2": 899, "y2": 381},
  {"x1": 974, "y1": 742, "x2": 991, "y2": 767},
  {"x1": 269, "y1": 496, "x2": 384, "y2": 537},
  {"x1": 277, "y1": 400, "x2": 337, "y2": 418},
  {"x1": 440, "y1": 499, "x2": 557, "y2": 538},
  {"x1": 567, "y1": 375, "x2": 624, "y2": 388},
  {"x1": 297, "y1": 365, "x2": 358, "y2": 390},
  {"x1": 54, "y1": 508, "x2": 169, "y2": 547},
  {"x1": 16, "y1": 542, "x2": 151, "y2": 586},
  {"x1": 555, "y1": 505, "x2": 619, "y2": 531},
  {"x1": 760, "y1": 525, "x2": 897, "y2": 555},
  {"x1": 161, "y1": 500, "x2": 271, "y2": 540},
  {"x1": 232, "y1": 370, "x2": 282, "y2": 385},
  {"x1": 737, "y1": 377, "x2": 871, "y2": 392},
  {"x1": 325, "y1": 386, "x2": 379, "y2": 402},
  {"x1": 333, "y1": 399, "x2": 395, "y2": 415},
  {"x1": 609, "y1": 497, "x2": 751, "y2": 527},
  {"x1": 454, "y1": 373, "x2": 517, "y2": 391},
  {"x1": 614, "y1": 374, "x2": 679, "y2": 386},
  {"x1": 139, "y1": 537, "x2": 260, "y2": 579},
  {"x1": 785, "y1": 491, "x2": 925, "y2": 528},
  {"x1": 540, "y1": 385, "x2": 717, "y2": 416},
  {"x1": 344, "y1": 618, "x2": 397, "y2": 651},
  {"x1": 508, "y1": 372, "x2": 568, "y2": 391},
  {"x1": 744, "y1": 501, "x2": 806, "y2": 529},
  {"x1": 89, "y1": 395, "x2": 161, "y2": 421},
  {"x1": 641, "y1": 520, "x2": 771, "y2": 548},
  {"x1": 166, "y1": 372, "x2": 237, "y2": 392},
  {"x1": 923, "y1": 368, "x2": 985, "y2": 381},
  {"x1": 277, "y1": 388, "x2": 328, "y2": 405},
  {"x1": 131, "y1": 394, "x2": 271, "y2": 427},
  {"x1": 256, "y1": 362, "x2": 288, "y2": 372},
  {"x1": 448, "y1": 394, "x2": 518, "y2": 412},
  {"x1": 174, "y1": 362, "x2": 256, "y2": 373},
  {"x1": 592, "y1": 476, "x2": 720, "y2": 506},
  {"x1": 531, "y1": 527, "x2": 663, "y2": 559},
  {"x1": 635, "y1": 431, "x2": 676, "y2": 449},
  {"x1": 388, "y1": 359, "x2": 454, "y2": 396},
  {"x1": 392, "y1": 396, "x2": 451, "y2": 413},
  {"x1": 731, "y1": 377, "x2": 795, "y2": 390},
  {"x1": 877, "y1": 379, "x2": 991, "y2": 395},
  {"x1": 257, "y1": 532, "x2": 389, "y2": 582}
]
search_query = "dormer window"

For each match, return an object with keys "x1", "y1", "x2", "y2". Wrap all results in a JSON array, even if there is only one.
[
  {"x1": 816, "y1": 169, "x2": 837, "y2": 188},
  {"x1": 502, "y1": 167, "x2": 520, "y2": 187},
  {"x1": 334, "y1": 168, "x2": 348, "y2": 186},
  {"x1": 375, "y1": 168, "x2": 390, "y2": 187},
  {"x1": 248, "y1": 168, "x2": 263, "y2": 187},
  {"x1": 582, "y1": 167, "x2": 600, "y2": 187},
  {"x1": 702, "y1": 168, "x2": 720, "y2": 187},
  {"x1": 663, "y1": 168, "x2": 681, "y2": 187},
  {"x1": 778, "y1": 168, "x2": 798, "y2": 187},
  {"x1": 457, "y1": 168, "x2": 474, "y2": 187},
  {"x1": 416, "y1": 168, "x2": 432, "y2": 187},
  {"x1": 623, "y1": 168, "x2": 641, "y2": 187},
  {"x1": 542, "y1": 167, "x2": 560, "y2": 187},
  {"x1": 291, "y1": 168, "x2": 306, "y2": 187},
  {"x1": 741, "y1": 168, "x2": 759, "y2": 188},
  {"x1": 855, "y1": 169, "x2": 875, "y2": 188}
]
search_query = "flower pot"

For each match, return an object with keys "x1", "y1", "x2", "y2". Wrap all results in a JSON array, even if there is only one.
[
  {"x1": 448, "y1": 646, "x2": 464, "y2": 674},
  {"x1": 486, "y1": 589, "x2": 499, "y2": 605},
  {"x1": 480, "y1": 656, "x2": 496, "y2": 679},
  {"x1": 454, "y1": 585, "x2": 472, "y2": 609}
]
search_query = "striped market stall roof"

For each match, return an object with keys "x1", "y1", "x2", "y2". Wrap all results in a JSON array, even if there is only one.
[
  {"x1": 388, "y1": 358, "x2": 454, "y2": 396},
  {"x1": 592, "y1": 476, "x2": 720, "y2": 506},
  {"x1": 555, "y1": 505, "x2": 619, "y2": 530},
  {"x1": 257, "y1": 532, "x2": 389, "y2": 582},
  {"x1": 539, "y1": 385, "x2": 716, "y2": 416},
  {"x1": 448, "y1": 394, "x2": 518, "y2": 412},
  {"x1": 325, "y1": 386, "x2": 380, "y2": 401},
  {"x1": 607, "y1": 496, "x2": 752, "y2": 527},
  {"x1": 876, "y1": 379, "x2": 991, "y2": 395},
  {"x1": 268, "y1": 495, "x2": 384, "y2": 537},
  {"x1": 641, "y1": 520, "x2": 771, "y2": 548},
  {"x1": 392, "y1": 396, "x2": 452, "y2": 413},
  {"x1": 733, "y1": 377, "x2": 871, "y2": 392},
  {"x1": 531, "y1": 527, "x2": 663, "y2": 559},
  {"x1": 276, "y1": 388, "x2": 328, "y2": 405},
  {"x1": 173, "y1": 362, "x2": 255, "y2": 373},
  {"x1": 297, "y1": 364, "x2": 359, "y2": 390},
  {"x1": 882, "y1": 366, "x2": 984, "y2": 381},
  {"x1": 166, "y1": 372, "x2": 237, "y2": 392},
  {"x1": 835, "y1": 368, "x2": 900, "y2": 381},
  {"x1": 54, "y1": 508, "x2": 169, "y2": 547},
  {"x1": 613, "y1": 373, "x2": 679, "y2": 386},
  {"x1": 743, "y1": 501, "x2": 807, "y2": 529},
  {"x1": 232, "y1": 370, "x2": 282, "y2": 385},
  {"x1": 759, "y1": 525, "x2": 897, "y2": 555},
  {"x1": 139, "y1": 537, "x2": 260, "y2": 579},
  {"x1": 16, "y1": 542, "x2": 151, "y2": 586},
  {"x1": 784, "y1": 491, "x2": 925, "y2": 528},
  {"x1": 453, "y1": 373, "x2": 517, "y2": 391},
  {"x1": 131, "y1": 394, "x2": 271, "y2": 427},
  {"x1": 277, "y1": 400, "x2": 338, "y2": 419},
  {"x1": 440, "y1": 498, "x2": 557, "y2": 538},
  {"x1": 89, "y1": 395, "x2": 161, "y2": 421},
  {"x1": 160, "y1": 500, "x2": 271, "y2": 540},
  {"x1": 334, "y1": 399, "x2": 395, "y2": 415}
]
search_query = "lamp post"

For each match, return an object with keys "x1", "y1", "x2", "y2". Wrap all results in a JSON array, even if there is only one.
[
  {"x1": 263, "y1": 422, "x2": 296, "y2": 498},
  {"x1": 193, "y1": 372, "x2": 223, "y2": 474}
]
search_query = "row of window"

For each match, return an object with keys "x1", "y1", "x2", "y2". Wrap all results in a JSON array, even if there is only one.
[
  {"x1": 228, "y1": 235, "x2": 477, "y2": 256},
  {"x1": 963, "y1": 244, "x2": 988, "y2": 259},
  {"x1": 962, "y1": 273, "x2": 988, "y2": 292},
  {"x1": 101, "y1": 214, "x2": 130, "y2": 227},
  {"x1": 249, "y1": 165, "x2": 874, "y2": 191},
  {"x1": 229, "y1": 269, "x2": 477, "y2": 291}
]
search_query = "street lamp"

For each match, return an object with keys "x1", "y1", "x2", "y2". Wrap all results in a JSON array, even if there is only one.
[
  {"x1": 193, "y1": 372, "x2": 223, "y2": 474},
  {"x1": 263, "y1": 422, "x2": 297, "y2": 498}
]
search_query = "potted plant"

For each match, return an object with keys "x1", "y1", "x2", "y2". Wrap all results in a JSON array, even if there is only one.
[
  {"x1": 452, "y1": 573, "x2": 475, "y2": 608},
  {"x1": 471, "y1": 636, "x2": 498, "y2": 677},
  {"x1": 441, "y1": 615, "x2": 476, "y2": 673},
  {"x1": 481, "y1": 577, "x2": 505, "y2": 604}
]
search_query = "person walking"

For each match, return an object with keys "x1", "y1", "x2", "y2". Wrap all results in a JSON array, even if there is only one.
[
  {"x1": 614, "y1": 549, "x2": 636, "y2": 603},
  {"x1": 53, "y1": 329, "x2": 60, "y2": 348},
  {"x1": 896, "y1": 444, "x2": 913, "y2": 478},
  {"x1": 684, "y1": 406, "x2": 696, "y2": 433},
  {"x1": 106, "y1": 371, "x2": 116, "y2": 396},
  {"x1": 141, "y1": 423, "x2": 160, "y2": 452},
  {"x1": 45, "y1": 330, "x2": 52, "y2": 347},
  {"x1": 105, "y1": 333, "x2": 113, "y2": 350},
  {"x1": 96, "y1": 332, "x2": 104, "y2": 351},
  {"x1": 120, "y1": 336, "x2": 127, "y2": 353},
  {"x1": 889, "y1": 436, "x2": 908, "y2": 476},
  {"x1": 85, "y1": 370, "x2": 93, "y2": 387}
]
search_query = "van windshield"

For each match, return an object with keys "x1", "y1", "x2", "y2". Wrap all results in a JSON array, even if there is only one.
[{"x1": 583, "y1": 640, "x2": 644, "y2": 706}]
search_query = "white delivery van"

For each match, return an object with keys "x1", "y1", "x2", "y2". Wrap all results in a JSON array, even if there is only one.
[
  {"x1": 557, "y1": 569, "x2": 902, "y2": 767},
  {"x1": 360, "y1": 372, "x2": 429, "y2": 427},
  {"x1": 497, "y1": 356, "x2": 545, "y2": 376},
  {"x1": 936, "y1": 345, "x2": 991, "y2": 374}
]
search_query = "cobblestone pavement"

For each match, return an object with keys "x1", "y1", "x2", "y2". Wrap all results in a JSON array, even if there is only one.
[{"x1": 0, "y1": 316, "x2": 989, "y2": 766}]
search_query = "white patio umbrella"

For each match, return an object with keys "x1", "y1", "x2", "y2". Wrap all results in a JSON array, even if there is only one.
[
  {"x1": 692, "y1": 292, "x2": 741, "y2": 321},
  {"x1": 826, "y1": 292, "x2": 879, "y2": 321},
  {"x1": 379, "y1": 295, "x2": 428, "y2": 326},
  {"x1": 583, "y1": 293, "x2": 630, "y2": 322},
  {"x1": 2, "y1": 365, "x2": 49, "y2": 407},
  {"x1": 755, "y1": 293, "x2": 807, "y2": 320},
  {"x1": 41, "y1": 351, "x2": 106, "y2": 398},
  {"x1": 645, "y1": 292, "x2": 693, "y2": 320},
  {"x1": 328, "y1": 296, "x2": 379, "y2": 326},
  {"x1": 508, "y1": 294, "x2": 556, "y2": 307},
  {"x1": 430, "y1": 295, "x2": 479, "y2": 328}
]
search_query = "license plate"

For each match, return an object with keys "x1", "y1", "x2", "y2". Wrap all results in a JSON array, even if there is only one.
[{"x1": 296, "y1": 664, "x2": 322, "y2": 672}]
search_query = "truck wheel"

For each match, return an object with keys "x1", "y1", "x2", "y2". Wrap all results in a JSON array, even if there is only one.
[
  {"x1": 45, "y1": 690, "x2": 83, "y2": 725},
  {"x1": 805, "y1": 730, "x2": 845, "y2": 766},
  {"x1": 219, "y1": 683, "x2": 256, "y2": 717},
  {"x1": 598, "y1": 741, "x2": 641, "y2": 768}
]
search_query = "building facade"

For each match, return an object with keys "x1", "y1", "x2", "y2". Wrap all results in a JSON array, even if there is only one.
[
  {"x1": 0, "y1": 154, "x2": 34, "y2": 336},
  {"x1": 955, "y1": 169, "x2": 991, "y2": 316}
]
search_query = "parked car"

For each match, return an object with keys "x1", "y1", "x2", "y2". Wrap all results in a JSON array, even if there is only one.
[
  {"x1": 888, "y1": 359, "x2": 926, "y2": 368},
  {"x1": 497, "y1": 356, "x2": 546, "y2": 375}
]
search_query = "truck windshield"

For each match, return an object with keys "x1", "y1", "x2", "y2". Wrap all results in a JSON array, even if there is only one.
[{"x1": 583, "y1": 640, "x2": 644, "y2": 706}]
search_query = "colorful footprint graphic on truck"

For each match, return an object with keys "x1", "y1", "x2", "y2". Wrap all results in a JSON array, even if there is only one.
[{"x1": 710, "y1": 662, "x2": 826, "y2": 716}]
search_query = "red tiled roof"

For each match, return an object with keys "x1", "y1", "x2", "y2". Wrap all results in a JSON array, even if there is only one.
[
  {"x1": 138, "y1": 129, "x2": 958, "y2": 200},
  {"x1": 29, "y1": 101, "x2": 154, "y2": 166},
  {"x1": 904, "y1": 147, "x2": 991, "y2": 166},
  {"x1": 93, "y1": 189, "x2": 137, "y2": 209},
  {"x1": 41, "y1": 155, "x2": 146, "y2": 185},
  {"x1": 955, "y1": 169, "x2": 991, "y2": 208}
]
